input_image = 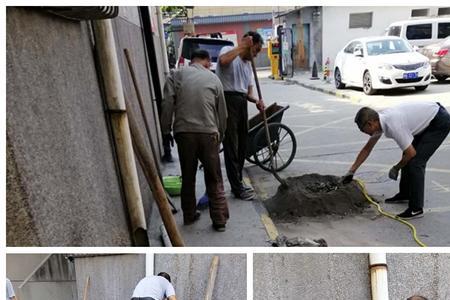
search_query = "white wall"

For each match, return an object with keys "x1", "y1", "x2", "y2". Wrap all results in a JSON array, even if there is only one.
[{"x1": 322, "y1": 6, "x2": 440, "y2": 70}]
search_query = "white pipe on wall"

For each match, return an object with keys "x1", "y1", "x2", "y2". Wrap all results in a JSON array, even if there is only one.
[
  {"x1": 146, "y1": 253, "x2": 154, "y2": 276},
  {"x1": 369, "y1": 253, "x2": 389, "y2": 300},
  {"x1": 155, "y1": 6, "x2": 170, "y2": 79}
]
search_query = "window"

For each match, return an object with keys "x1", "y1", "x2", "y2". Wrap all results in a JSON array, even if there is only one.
[
  {"x1": 366, "y1": 39, "x2": 411, "y2": 56},
  {"x1": 438, "y1": 22, "x2": 450, "y2": 38},
  {"x1": 181, "y1": 38, "x2": 234, "y2": 62},
  {"x1": 349, "y1": 12, "x2": 373, "y2": 29},
  {"x1": 438, "y1": 7, "x2": 450, "y2": 16},
  {"x1": 354, "y1": 43, "x2": 364, "y2": 56},
  {"x1": 344, "y1": 42, "x2": 357, "y2": 53},
  {"x1": 387, "y1": 26, "x2": 401, "y2": 37},
  {"x1": 406, "y1": 24, "x2": 432, "y2": 40},
  {"x1": 411, "y1": 9, "x2": 429, "y2": 17}
]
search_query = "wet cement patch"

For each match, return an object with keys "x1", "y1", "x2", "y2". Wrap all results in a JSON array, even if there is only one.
[{"x1": 265, "y1": 174, "x2": 369, "y2": 221}]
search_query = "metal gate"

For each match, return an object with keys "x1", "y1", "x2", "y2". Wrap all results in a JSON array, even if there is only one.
[{"x1": 279, "y1": 27, "x2": 294, "y2": 78}]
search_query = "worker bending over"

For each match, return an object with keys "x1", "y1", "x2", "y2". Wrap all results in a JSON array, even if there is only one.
[
  {"x1": 131, "y1": 272, "x2": 176, "y2": 300},
  {"x1": 343, "y1": 101, "x2": 450, "y2": 219}
]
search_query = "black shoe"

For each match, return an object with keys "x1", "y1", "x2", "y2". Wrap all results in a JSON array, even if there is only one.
[
  {"x1": 385, "y1": 193, "x2": 409, "y2": 203},
  {"x1": 243, "y1": 183, "x2": 254, "y2": 193},
  {"x1": 233, "y1": 189, "x2": 255, "y2": 201},
  {"x1": 212, "y1": 223, "x2": 226, "y2": 232},
  {"x1": 184, "y1": 211, "x2": 201, "y2": 225},
  {"x1": 397, "y1": 208, "x2": 424, "y2": 219}
]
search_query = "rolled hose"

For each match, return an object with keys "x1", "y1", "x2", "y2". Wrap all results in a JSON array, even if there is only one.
[{"x1": 355, "y1": 179, "x2": 427, "y2": 247}]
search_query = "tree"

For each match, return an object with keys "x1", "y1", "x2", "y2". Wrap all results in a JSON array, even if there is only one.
[{"x1": 161, "y1": 6, "x2": 194, "y2": 19}]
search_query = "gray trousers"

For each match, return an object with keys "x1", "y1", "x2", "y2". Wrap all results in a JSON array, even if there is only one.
[
  {"x1": 399, "y1": 104, "x2": 450, "y2": 209},
  {"x1": 131, "y1": 297, "x2": 156, "y2": 300}
]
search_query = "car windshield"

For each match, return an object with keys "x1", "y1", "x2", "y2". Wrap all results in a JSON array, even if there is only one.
[
  {"x1": 181, "y1": 39, "x2": 234, "y2": 62},
  {"x1": 366, "y1": 39, "x2": 412, "y2": 56}
]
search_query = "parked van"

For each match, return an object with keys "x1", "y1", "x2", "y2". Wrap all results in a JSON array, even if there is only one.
[
  {"x1": 386, "y1": 17, "x2": 450, "y2": 47},
  {"x1": 176, "y1": 36, "x2": 234, "y2": 72}
]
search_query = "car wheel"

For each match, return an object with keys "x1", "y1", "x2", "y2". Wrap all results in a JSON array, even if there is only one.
[
  {"x1": 415, "y1": 85, "x2": 428, "y2": 91},
  {"x1": 334, "y1": 68, "x2": 345, "y2": 89},
  {"x1": 435, "y1": 75, "x2": 448, "y2": 82},
  {"x1": 363, "y1": 71, "x2": 376, "y2": 95}
]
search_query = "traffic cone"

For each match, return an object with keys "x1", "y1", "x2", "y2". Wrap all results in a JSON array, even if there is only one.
[
  {"x1": 310, "y1": 61, "x2": 319, "y2": 80},
  {"x1": 323, "y1": 57, "x2": 331, "y2": 83}
]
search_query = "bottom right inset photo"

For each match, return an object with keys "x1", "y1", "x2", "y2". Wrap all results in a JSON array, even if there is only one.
[{"x1": 254, "y1": 253, "x2": 450, "y2": 300}]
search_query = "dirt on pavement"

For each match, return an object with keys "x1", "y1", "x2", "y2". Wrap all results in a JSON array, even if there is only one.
[{"x1": 265, "y1": 174, "x2": 369, "y2": 221}]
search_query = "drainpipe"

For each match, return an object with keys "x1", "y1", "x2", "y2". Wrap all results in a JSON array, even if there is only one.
[
  {"x1": 155, "y1": 6, "x2": 170, "y2": 79},
  {"x1": 369, "y1": 253, "x2": 389, "y2": 300},
  {"x1": 92, "y1": 19, "x2": 148, "y2": 246},
  {"x1": 146, "y1": 253, "x2": 154, "y2": 276}
]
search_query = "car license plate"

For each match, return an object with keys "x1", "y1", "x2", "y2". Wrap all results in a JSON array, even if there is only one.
[{"x1": 403, "y1": 72, "x2": 418, "y2": 79}]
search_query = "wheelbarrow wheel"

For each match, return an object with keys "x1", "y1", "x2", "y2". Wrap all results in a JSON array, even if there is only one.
[
  {"x1": 245, "y1": 155, "x2": 257, "y2": 164},
  {"x1": 253, "y1": 123, "x2": 297, "y2": 172}
]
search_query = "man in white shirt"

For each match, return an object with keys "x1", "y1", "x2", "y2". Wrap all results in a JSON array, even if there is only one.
[
  {"x1": 6, "y1": 278, "x2": 17, "y2": 300},
  {"x1": 342, "y1": 101, "x2": 450, "y2": 219},
  {"x1": 131, "y1": 272, "x2": 176, "y2": 300}
]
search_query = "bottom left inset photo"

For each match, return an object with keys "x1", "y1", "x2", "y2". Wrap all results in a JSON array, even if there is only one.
[{"x1": 6, "y1": 253, "x2": 247, "y2": 300}]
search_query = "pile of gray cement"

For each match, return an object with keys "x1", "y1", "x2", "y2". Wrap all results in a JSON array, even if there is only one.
[{"x1": 265, "y1": 174, "x2": 369, "y2": 220}]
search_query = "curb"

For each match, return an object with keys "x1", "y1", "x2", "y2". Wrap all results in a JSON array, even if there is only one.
[
  {"x1": 286, "y1": 78, "x2": 363, "y2": 104},
  {"x1": 243, "y1": 171, "x2": 280, "y2": 243}
]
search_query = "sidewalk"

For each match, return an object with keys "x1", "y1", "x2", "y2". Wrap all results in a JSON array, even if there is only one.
[{"x1": 148, "y1": 145, "x2": 273, "y2": 247}]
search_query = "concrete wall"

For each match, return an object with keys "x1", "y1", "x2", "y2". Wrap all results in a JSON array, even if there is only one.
[
  {"x1": 73, "y1": 254, "x2": 246, "y2": 300},
  {"x1": 74, "y1": 254, "x2": 145, "y2": 300},
  {"x1": 254, "y1": 253, "x2": 450, "y2": 300},
  {"x1": 6, "y1": 6, "x2": 162, "y2": 246},
  {"x1": 155, "y1": 254, "x2": 247, "y2": 300},
  {"x1": 387, "y1": 253, "x2": 450, "y2": 300},
  {"x1": 7, "y1": 254, "x2": 77, "y2": 300},
  {"x1": 193, "y1": 7, "x2": 277, "y2": 17},
  {"x1": 254, "y1": 253, "x2": 371, "y2": 300},
  {"x1": 322, "y1": 6, "x2": 440, "y2": 70}
]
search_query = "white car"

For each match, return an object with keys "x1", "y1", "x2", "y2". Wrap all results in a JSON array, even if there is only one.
[
  {"x1": 334, "y1": 36, "x2": 431, "y2": 95},
  {"x1": 176, "y1": 36, "x2": 234, "y2": 72}
]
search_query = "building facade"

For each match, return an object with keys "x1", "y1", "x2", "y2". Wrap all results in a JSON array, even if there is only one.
[
  {"x1": 274, "y1": 6, "x2": 450, "y2": 72},
  {"x1": 168, "y1": 12, "x2": 274, "y2": 67}
]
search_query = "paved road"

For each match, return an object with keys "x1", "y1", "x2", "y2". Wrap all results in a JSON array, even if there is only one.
[{"x1": 246, "y1": 74, "x2": 450, "y2": 247}]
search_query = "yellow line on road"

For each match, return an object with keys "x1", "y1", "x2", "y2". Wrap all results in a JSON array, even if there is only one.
[{"x1": 260, "y1": 214, "x2": 279, "y2": 241}]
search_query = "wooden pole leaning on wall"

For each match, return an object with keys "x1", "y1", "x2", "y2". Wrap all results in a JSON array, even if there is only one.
[
  {"x1": 82, "y1": 276, "x2": 90, "y2": 300},
  {"x1": 123, "y1": 48, "x2": 178, "y2": 214},
  {"x1": 123, "y1": 48, "x2": 155, "y2": 155},
  {"x1": 204, "y1": 256, "x2": 220, "y2": 300},
  {"x1": 93, "y1": 19, "x2": 148, "y2": 246},
  {"x1": 126, "y1": 102, "x2": 185, "y2": 247}
]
